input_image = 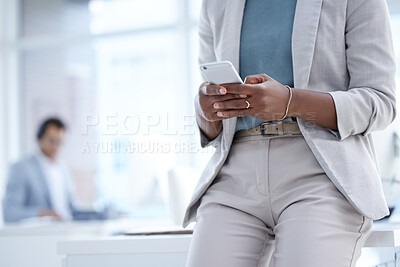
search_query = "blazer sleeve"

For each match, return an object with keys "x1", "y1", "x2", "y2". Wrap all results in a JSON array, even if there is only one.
[
  {"x1": 196, "y1": 0, "x2": 223, "y2": 149},
  {"x1": 2, "y1": 163, "x2": 40, "y2": 223},
  {"x1": 327, "y1": 0, "x2": 397, "y2": 141},
  {"x1": 64, "y1": 167, "x2": 78, "y2": 216},
  {"x1": 199, "y1": 126, "x2": 223, "y2": 148}
]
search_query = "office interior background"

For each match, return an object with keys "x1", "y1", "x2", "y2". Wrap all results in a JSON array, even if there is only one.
[
  {"x1": 0, "y1": 0, "x2": 209, "y2": 226},
  {"x1": 0, "y1": 0, "x2": 399, "y2": 227}
]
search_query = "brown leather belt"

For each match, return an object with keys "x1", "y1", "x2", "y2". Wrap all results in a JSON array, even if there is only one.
[{"x1": 235, "y1": 119, "x2": 302, "y2": 137}]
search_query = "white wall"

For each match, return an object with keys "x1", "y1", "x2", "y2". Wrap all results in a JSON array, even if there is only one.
[
  {"x1": 388, "y1": 0, "x2": 400, "y2": 14},
  {"x1": 4, "y1": 0, "x2": 21, "y2": 163},
  {"x1": 0, "y1": 0, "x2": 21, "y2": 226},
  {"x1": 0, "y1": 0, "x2": 6, "y2": 226}
]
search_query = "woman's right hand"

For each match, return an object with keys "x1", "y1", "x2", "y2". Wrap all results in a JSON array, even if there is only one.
[{"x1": 195, "y1": 82, "x2": 247, "y2": 122}]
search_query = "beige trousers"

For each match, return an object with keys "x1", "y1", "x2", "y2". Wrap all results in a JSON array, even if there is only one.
[{"x1": 186, "y1": 134, "x2": 372, "y2": 267}]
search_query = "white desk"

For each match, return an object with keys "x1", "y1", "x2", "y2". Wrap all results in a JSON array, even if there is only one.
[
  {"x1": 357, "y1": 222, "x2": 400, "y2": 267},
  {"x1": 59, "y1": 235, "x2": 191, "y2": 267},
  {"x1": 58, "y1": 223, "x2": 400, "y2": 267},
  {"x1": 0, "y1": 218, "x2": 172, "y2": 267}
]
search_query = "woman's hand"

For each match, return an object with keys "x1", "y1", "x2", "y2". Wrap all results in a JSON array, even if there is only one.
[
  {"x1": 214, "y1": 74, "x2": 291, "y2": 121},
  {"x1": 194, "y1": 82, "x2": 248, "y2": 141},
  {"x1": 195, "y1": 74, "x2": 338, "y2": 138},
  {"x1": 214, "y1": 73, "x2": 338, "y2": 131},
  {"x1": 195, "y1": 82, "x2": 248, "y2": 122}
]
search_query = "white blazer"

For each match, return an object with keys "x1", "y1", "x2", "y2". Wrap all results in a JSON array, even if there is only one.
[{"x1": 183, "y1": 0, "x2": 397, "y2": 227}]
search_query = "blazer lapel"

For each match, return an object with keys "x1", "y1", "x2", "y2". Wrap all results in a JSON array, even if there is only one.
[
  {"x1": 220, "y1": 0, "x2": 246, "y2": 150},
  {"x1": 292, "y1": 0, "x2": 323, "y2": 89}
]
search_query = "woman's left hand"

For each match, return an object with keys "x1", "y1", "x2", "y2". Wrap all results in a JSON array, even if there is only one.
[{"x1": 214, "y1": 74, "x2": 291, "y2": 121}]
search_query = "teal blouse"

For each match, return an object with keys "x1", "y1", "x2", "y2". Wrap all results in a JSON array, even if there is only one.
[{"x1": 236, "y1": 0, "x2": 298, "y2": 131}]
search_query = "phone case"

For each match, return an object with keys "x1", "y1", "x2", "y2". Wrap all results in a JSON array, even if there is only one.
[{"x1": 199, "y1": 61, "x2": 243, "y2": 85}]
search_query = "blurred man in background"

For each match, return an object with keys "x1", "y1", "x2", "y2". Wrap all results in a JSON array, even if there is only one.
[{"x1": 2, "y1": 118, "x2": 74, "y2": 223}]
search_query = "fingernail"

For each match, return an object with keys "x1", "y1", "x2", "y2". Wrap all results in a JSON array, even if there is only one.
[
  {"x1": 240, "y1": 94, "x2": 247, "y2": 98},
  {"x1": 213, "y1": 103, "x2": 220, "y2": 109},
  {"x1": 217, "y1": 112, "x2": 223, "y2": 117},
  {"x1": 219, "y1": 87, "x2": 226, "y2": 94}
]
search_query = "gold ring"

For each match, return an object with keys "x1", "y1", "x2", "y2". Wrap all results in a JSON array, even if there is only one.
[{"x1": 245, "y1": 100, "x2": 250, "y2": 109}]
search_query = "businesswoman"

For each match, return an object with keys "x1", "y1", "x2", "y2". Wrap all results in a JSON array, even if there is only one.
[{"x1": 183, "y1": 0, "x2": 396, "y2": 266}]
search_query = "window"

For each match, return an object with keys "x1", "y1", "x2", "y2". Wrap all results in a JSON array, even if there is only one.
[{"x1": 14, "y1": 0, "x2": 209, "y2": 222}]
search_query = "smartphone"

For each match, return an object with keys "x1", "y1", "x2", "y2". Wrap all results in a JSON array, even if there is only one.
[{"x1": 199, "y1": 61, "x2": 243, "y2": 85}]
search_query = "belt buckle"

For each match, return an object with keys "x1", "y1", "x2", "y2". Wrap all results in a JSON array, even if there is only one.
[
  {"x1": 261, "y1": 121, "x2": 285, "y2": 136},
  {"x1": 260, "y1": 121, "x2": 274, "y2": 136}
]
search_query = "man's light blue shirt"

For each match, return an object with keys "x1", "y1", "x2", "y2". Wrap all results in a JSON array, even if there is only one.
[{"x1": 236, "y1": 0, "x2": 298, "y2": 132}]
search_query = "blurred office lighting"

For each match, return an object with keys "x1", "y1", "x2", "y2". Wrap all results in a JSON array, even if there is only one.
[
  {"x1": 0, "y1": 0, "x2": 399, "y2": 227},
  {"x1": 0, "y1": 0, "x2": 207, "y2": 226}
]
